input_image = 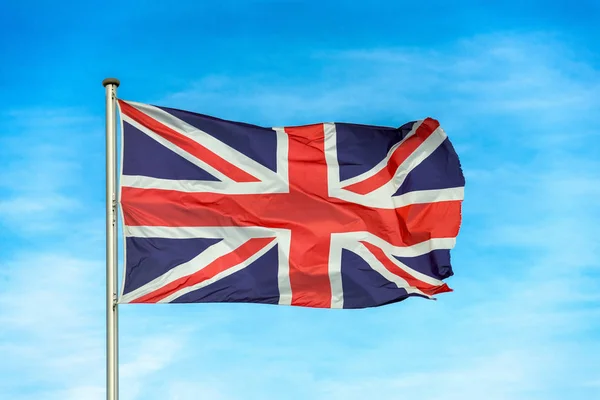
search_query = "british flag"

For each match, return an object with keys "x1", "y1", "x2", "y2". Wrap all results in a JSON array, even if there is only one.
[{"x1": 116, "y1": 100, "x2": 465, "y2": 309}]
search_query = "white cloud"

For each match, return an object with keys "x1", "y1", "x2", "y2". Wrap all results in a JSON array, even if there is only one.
[
  {"x1": 0, "y1": 108, "x2": 102, "y2": 235},
  {"x1": 0, "y1": 249, "x2": 195, "y2": 399},
  {"x1": 159, "y1": 32, "x2": 599, "y2": 132},
  {"x1": 1, "y1": 31, "x2": 599, "y2": 400},
  {"x1": 0, "y1": 108, "x2": 198, "y2": 399},
  {"x1": 0, "y1": 253, "x2": 104, "y2": 398},
  {"x1": 162, "y1": 380, "x2": 234, "y2": 400},
  {"x1": 148, "y1": 31, "x2": 600, "y2": 399}
]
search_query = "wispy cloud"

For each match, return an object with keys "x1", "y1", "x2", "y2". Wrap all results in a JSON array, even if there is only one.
[
  {"x1": 0, "y1": 249, "x2": 196, "y2": 399},
  {"x1": 0, "y1": 108, "x2": 102, "y2": 236},
  {"x1": 160, "y1": 32, "x2": 599, "y2": 130},
  {"x1": 149, "y1": 31, "x2": 600, "y2": 399},
  {"x1": 0, "y1": 108, "x2": 199, "y2": 399},
  {"x1": 0, "y1": 253, "x2": 104, "y2": 399},
  {"x1": 1, "y1": 31, "x2": 598, "y2": 400}
]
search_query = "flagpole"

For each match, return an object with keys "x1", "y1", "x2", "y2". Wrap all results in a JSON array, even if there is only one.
[{"x1": 103, "y1": 77, "x2": 120, "y2": 400}]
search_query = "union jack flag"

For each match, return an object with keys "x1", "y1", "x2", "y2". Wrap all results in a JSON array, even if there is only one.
[{"x1": 116, "y1": 100, "x2": 465, "y2": 309}]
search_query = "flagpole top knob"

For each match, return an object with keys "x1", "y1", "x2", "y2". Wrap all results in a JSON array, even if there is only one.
[{"x1": 102, "y1": 78, "x2": 120, "y2": 87}]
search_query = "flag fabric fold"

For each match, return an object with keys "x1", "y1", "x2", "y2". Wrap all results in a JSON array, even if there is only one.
[{"x1": 116, "y1": 99, "x2": 465, "y2": 309}]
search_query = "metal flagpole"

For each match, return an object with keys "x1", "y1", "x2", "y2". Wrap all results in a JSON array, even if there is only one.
[{"x1": 103, "y1": 77, "x2": 120, "y2": 400}]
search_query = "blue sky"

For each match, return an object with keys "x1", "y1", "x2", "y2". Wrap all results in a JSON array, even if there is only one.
[{"x1": 1, "y1": 1, "x2": 599, "y2": 399}]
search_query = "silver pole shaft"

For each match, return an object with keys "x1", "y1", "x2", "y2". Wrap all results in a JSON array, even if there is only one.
[{"x1": 103, "y1": 77, "x2": 120, "y2": 400}]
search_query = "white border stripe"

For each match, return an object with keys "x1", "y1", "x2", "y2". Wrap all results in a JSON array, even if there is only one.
[
  {"x1": 125, "y1": 225, "x2": 286, "y2": 239},
  {"x1": 121, "y1": 175, "x2": 287, "y2": 194},
  {"x1": 331, "y1": 186, "x2": 464, "y2": 209},
  {"x1": 276, "y1": 230, "x2": 292, "y2": 305},
  {"x1": 273, "y1": 127, "x2": 290, "y2": 190},
  {"x1": 324, "y1": 123, "x2": 340, "y2": 198},
  {"x1": 329, "y1": 235, "x2": 344, "y2": 309}
]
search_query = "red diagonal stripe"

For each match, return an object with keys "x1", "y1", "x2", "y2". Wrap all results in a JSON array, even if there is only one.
[
  {"x1": 119, "y1": 100, "x2": 260, "y2": 183},
  {"x1": 361, "y1": 241, "x2": 452, "y2": 296},
  {"x1": 131, "y1": 237, "x2": 275, "y2": 303},
  {"x1": 343, "y1": 118, "x2": 440, "y2": 195}
]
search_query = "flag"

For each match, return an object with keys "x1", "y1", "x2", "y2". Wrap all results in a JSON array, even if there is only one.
[{"x1": 116, "y1": 100, "x2": 465, "y2": 309}]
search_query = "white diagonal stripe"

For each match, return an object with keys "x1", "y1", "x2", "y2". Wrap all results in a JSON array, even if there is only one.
[
  {"x1": 119, "y1": 237, "x2": 249, "y2": 304},
  {"x1": 122, "y1": 225, "x2": 294, "y2": 305},
  {"x1": 160, "y1": 239, "x2": 278, "y2": 303},
  {"x1": 334, "y1": 232, "x2": 457, "y2": 256},
  {"x1": 368, "y1": 126, "x2": 447, "y2": 198},
  {"x1": 122, "y1": 115, "x2": 234, "y2": 183},
  {"x1": 378, "y1": 250, "x2": 446, "y2": 287},
  {"x1": 323, "y1": 120, "x2": 462, "y2": 208},
  {"x1": 125, "y1": 101, "x2": 278, "y2": 182},
  {"x1": 350, "y1": 242, "x2": 433, "y2": 299},
  {"x1": 339, "y1": 120, "x2": 422, "y2": 187}
]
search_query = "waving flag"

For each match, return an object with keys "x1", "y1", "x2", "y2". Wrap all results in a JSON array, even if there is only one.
[{"x1": 116, "y1": 100, "x2": 465, "y2": 308}]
